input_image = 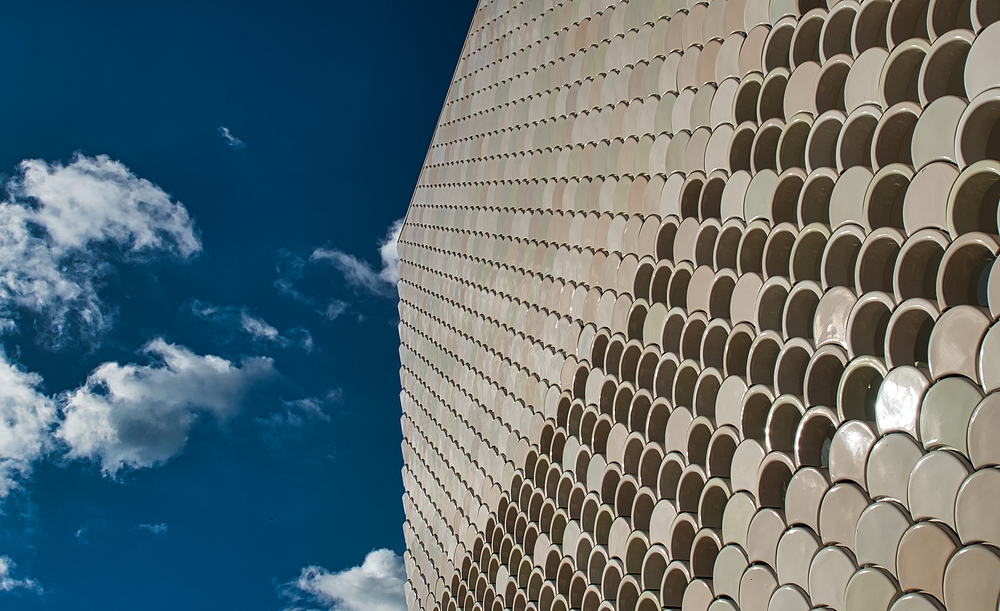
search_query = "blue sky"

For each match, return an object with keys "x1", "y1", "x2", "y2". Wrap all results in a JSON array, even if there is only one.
[{"x1": 0, "y1": 1, "x2": 475, "y2": 609}]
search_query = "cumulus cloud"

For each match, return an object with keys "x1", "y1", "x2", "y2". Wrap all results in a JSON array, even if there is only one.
[
  {"x1": 218, "y1": 126, "x2": 246, "y2": 150},
  {"x1": 56, "y1": 339, "x2": 275, "y2": 475},
  {"x1": 0, "y1": 153, "x2": 261, "y2": 600},
  {"x1": 0, "y1": 154, "x2": 200, "y2": 344},
  {"x1": 310, "y1": 218, "x2": 403, "y2": 298},
  {"x1": 0, "y1": 557, "x2": 41, "y2": 594},
  {"x1": 0, "y1": 349, "x2": 58, "y2": 497},
  {"x1": 284, "y1": 549, "x2": 406, "y2": 611},
  {"x1": 0, "y1": 154, "x2": 284, "y2": 493}
]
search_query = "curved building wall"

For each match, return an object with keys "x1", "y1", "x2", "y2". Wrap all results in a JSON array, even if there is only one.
[{"x1": 397, "y1": 1, "x2": 1000, "y2": 610}]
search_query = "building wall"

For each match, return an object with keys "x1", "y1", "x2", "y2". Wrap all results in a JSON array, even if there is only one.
[{"x1": 398, "y1": 1, "x2": 1000, "y2": 610}]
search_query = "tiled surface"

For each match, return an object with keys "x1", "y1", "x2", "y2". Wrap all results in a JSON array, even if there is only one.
[{"x1": 397, "y1": 1, "x2": 1000, "y2": 610}]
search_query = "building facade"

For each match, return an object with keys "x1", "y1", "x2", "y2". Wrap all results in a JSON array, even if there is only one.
[{"x1": 397, "y1": 1, "x2": 1000, "y2": 610}]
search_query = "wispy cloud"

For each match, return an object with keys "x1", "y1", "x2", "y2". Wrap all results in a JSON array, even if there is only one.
[
  {"x1": 282, "y1": 549, "x2": 406, "y2": 611},
  {"x1": 289, "y1": 328, "x2": 314, "y2": 352},
  {"x1": 138, "y1": 523, "x2": 168, "y2": 536},
  {"x1": 274, "y1": 252, "x2": 354, "y2": 322},
  {"x1": 188, "y1": 300, "x2": 313, "y2": 350},
  {"x1": 73, "y1": 518, "x2": 107, "y2": 545},
  {"x1": 56, "y1": 339, "x2": 276, "y2": 475},
  {"x1": 276, "y1": 217, "x2": 404, "y2": 319},
  {"x1": 323, "y1": 301, "x2": 348, "y2": 321},
  {"x1": 190, "y1": 301, "x2": 283, "y2": 343},
  {"x1": 274, "y1": 251, "x2": 311, "y2": 304},
  {"x1": 75, "y1": 525, "x2": 89, "y2": 543},
  {"x1": 310, "y1": 218, "x2": 403, "y2": 298},
  {"x1": 281, "y1": 397, "x2": 333, "y2": 422},
  {"x1": 239, "y1": 312, "x2": 280, "y2": 342},
  {"x1": 257, "y1": 389, "x2": 340, "y2": 430},
  {"x1": 218, "y1": 126, "x2": 246, "y2": 150},
  {"x1": 254, "y1": 391, "x2": 341, "y2": 457},
  {"x1": 0, "y1": 557, "x2": 41, "y2": 594},
  {"x1": 0, "y1": 154, "x2": 200, "y2": 346}
]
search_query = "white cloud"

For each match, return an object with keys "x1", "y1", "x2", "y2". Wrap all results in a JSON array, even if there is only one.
[
  {"x1": 0, "y1": 152, "x2": 276, "y2": 600},
  {"x1": 138, "y1": 523, "x2": 168, "y2": 536},
  {"x1": 324, "y1": 300, "x2": 348, "y2": 321},
  {"x1": 257, "y1": 390, "x2": 339, "y2": 431},
  {"x1": 0, "y1": 348, "x2": 58, "y2": 497},
  {"x1": 218, "y1": 126, "x2": 246, "y2": 150},
  {"x1": 0, "y1": 557, "x2": 41, "y2": 594},
  {"x1": 189, "y1": 300, "x2": 304, "y2": 348},
  {"x1": 273, "y1": 252, "x2": 357, "y2": 324},
  {"x1": 0, "y1": 154, "x2": 200, "y2": 343},
  {"x1": 310, "y1": 250, "x2": 382, "y2": 292},
  {"x1": 310, "y1": 218, "x2": 403, "y2": 297},
  {"x1": 239, "y1": 312, "x2": 280, "y2": 342},
  {"x1": 16, "y1": 155, "x2": 200, "y2": 258},
  {"x1": 74, "y1": 518, "x2": 106, "y2": 544},
  {"x1": 56, "y1": 339, "x2": 275, "y2": 475},
  {"x1": 285, "y1": 549, "x2": 406, "y2": 611},
  {"x1": 274, "y1": 251, "x2": 312, "y2": 305},
  {"x1": 289, "y1": 327, "x2": 314, "y2": 352},
  {"x1": 377, "y1": 219, "x2": 403, "y2": 286},
  {"x1": 281, "y1": 397, "x2": 331, "y2": 422}
]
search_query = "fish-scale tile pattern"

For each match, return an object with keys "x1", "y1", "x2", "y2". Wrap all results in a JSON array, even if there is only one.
[{"x1": 398, "y1": 1, "x2": 1000, "y2": 610}]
